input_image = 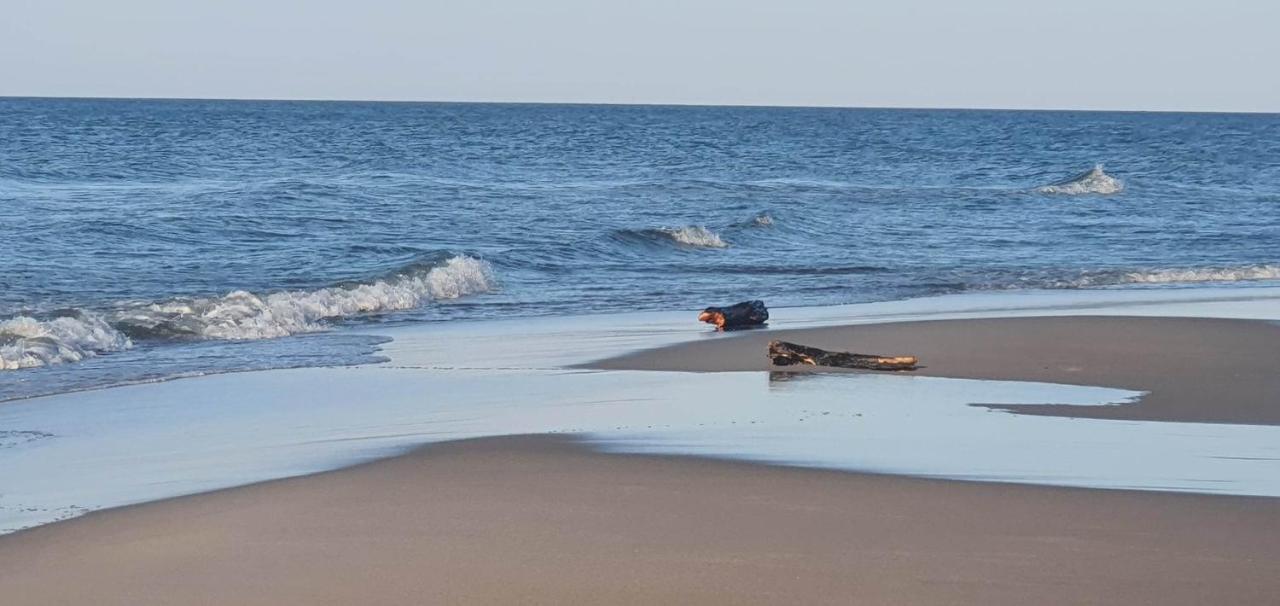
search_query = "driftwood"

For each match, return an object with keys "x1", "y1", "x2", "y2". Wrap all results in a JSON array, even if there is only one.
[
  {"x1": 699, "y1": 300, "x2": 768, "y2": 330},
  {"x1": 768, "y1": 340, "x2": 918, "y2": 371}
]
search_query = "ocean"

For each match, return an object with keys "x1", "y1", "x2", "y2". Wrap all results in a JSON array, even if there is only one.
[{"x1": 2, "y1": 98, "x2": 1279, "y2": 401}]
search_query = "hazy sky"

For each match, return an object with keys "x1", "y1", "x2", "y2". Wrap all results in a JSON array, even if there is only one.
[{"x1": 4, "y1": 0, "x2": 1277, "y2": 112}]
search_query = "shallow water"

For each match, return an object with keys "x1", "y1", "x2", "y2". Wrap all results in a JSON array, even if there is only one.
[
  {"x1": 3, "y1": 99, "x2": 1279, "y2": 397},
  {"x1": 3, "y1": 287, "x2": 1279, "y2": 534}
]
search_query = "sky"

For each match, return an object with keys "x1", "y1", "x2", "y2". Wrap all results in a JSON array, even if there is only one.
[{"x1": 3, "y1": 0, "x2": 1278, "y2": 112}]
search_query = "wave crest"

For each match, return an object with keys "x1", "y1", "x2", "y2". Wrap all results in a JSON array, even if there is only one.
[
  {"x1": 662, "y1": 226, "x2": 727, "y2": 248},
  {"x1": 0, "y1": 313, "x2": 132, "y2": 370},
  {"x1": 1066, "y1": 264, "x2": 1280, "y2": 287},
  {"x1": 117, "y1": 256, "x2": 496, "y2": 340},
  {"x1": 612, "y1": 225, "x2": 729, "y2": 249},
  {"x1": 1037, "y1": 165, "x2": 1124, "y2": 195},
  {"x1": 1, "y1": 255, "x2": 495, "y2": 370}
]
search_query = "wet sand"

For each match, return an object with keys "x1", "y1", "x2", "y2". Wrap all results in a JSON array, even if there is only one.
[
  {"x1": 587, "y1": 316, "x2": 1280, "y2": 425},
  {"x1": 1, "y1": 435, "x2": 1278, "y2": 605},
  {"x1": 3, "y1": 314, "x2": 1279, "y2": 604}
]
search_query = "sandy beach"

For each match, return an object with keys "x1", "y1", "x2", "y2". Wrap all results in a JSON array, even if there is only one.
[
  {"x1": 1, "y1": 435, "x2": 1278, "y2": 605},
  {"x1": 588, "y1": 315, "x2": 1280, "y2": 425},
  {"x1": 0, "y1": 433, "x2": 1274, "y2": 602},
  {"x1": 1, "y1": 313, "x2": 1279, "y2": 604}
]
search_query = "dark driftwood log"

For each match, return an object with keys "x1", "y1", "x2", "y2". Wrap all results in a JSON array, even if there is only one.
[
  {"x1": 698, "y1": 300, "x2": 769, "y2": 330},
  {"x1": 768, "y1": 340, "x2": 918, "y2": 371}
]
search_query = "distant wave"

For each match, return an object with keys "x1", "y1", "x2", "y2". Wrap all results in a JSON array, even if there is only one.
[
  {"x1": 1037, "y1": 164, "x2": 1124, "y2": 195},
  {"x1": 615, "y1": 225, "x2": 729, "y2": 249},
  {"x1": 727, "y1": 212, "x2": 775, "y2": 229},
  {"x1": 659, "y1": 226, "x2": 728, "y2": 248},
  {"x1": 1063, "y1": 264, "x2": 1280, "y2": 288},
  {"x1": 0, "y1": 255, "x2": 495, "y2": 371}
]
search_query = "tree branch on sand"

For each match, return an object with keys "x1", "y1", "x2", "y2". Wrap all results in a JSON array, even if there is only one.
[{"x1": 768, "y1": 340, "x2": 918, "y2": 371}]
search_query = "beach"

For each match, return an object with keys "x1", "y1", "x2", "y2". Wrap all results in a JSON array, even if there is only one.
[
  {"x1": 588, "y1": 315, "x2": 1280, "y2": 425},
  {"x1": 3, "y1": 307, "x2": 1279, "y2": 604},
  {"x1": 1, "y1": 435, "x2": 1278, "y2": 605},
  {"x1": 4, "y1": 97, "x2": 1280, "y2": 605}
]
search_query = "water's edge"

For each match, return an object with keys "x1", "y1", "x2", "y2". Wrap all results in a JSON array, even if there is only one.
[{"x1": 2, "y1": 286, "x2": 1280, "y2": 535}]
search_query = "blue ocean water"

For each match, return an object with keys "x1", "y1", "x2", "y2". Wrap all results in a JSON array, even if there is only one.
[{"x1": 2, "y1": 98, "x2": 1278, "y2": 400}]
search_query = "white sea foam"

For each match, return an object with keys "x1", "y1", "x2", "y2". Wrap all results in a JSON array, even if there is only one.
[
  {"x1": 0, "y1": 256, "x2": 496, "y2": 370},
  {"x1": 1068, "y1": 264, "x2": 1280, "y2": 287},
  {"x1": 120, "y1": 255, "x2": 497, "y2": 341},
  {"x1": 659, "y1": 226, "x2": 728, "y2": 248},
  {"x1": 1037, "y1": 164, "x2": 1124, "y2": 195},
  {"x1": 0, "y1": 313, "x2": 132, "y2": 370},
  {"x1": 752, "y1": 213, "x2": 774, "y2": 227}
]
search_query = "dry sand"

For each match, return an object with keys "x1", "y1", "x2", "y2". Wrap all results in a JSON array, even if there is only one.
[
  {"x1": 587, "y1": 316, "x2": 1280, "y2": 425},
  {"x1": 1, "y1": 435, "x2": 1278, "y2": 605}
]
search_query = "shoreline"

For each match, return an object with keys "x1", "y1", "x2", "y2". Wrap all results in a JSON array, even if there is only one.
[
  {"x1": 5, "y1": 284, "x2": 1279, "y2": 406},
  {"x1": 4, "y1": 296, "x2": 1280, "y2": 534},
  {"x1": 3, "y1": 303, "x2": 1280, "y2": 601},
  {"x1": 2, "y1": 434, "x2": 1277, "y2": 605}
]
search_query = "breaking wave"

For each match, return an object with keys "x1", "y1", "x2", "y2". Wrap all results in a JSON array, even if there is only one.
[
  {"x1": 114, "y1": 255, "x2": 496, "y2": 340},
  {"x1": 1037, "y1": 164, "x2": 1124, "y2": 195},
  {"x1": 0, "y1": 313, "x2": 132, "y2": 370},
  {"x1": 658, "y1": 226, "x2": 728, "y2": 248},
  {"x1": 615, "y1": 225, "x2": 729, "y2": 249},
  {"x1": 1064, "y1": 264, "x2": 1280, "y2": 288},
  {"x1": 0, "y1": 255, "x2": 495, "y2": 371}
]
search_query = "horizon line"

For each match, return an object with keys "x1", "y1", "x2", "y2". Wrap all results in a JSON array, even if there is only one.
[{"x1": 2, "y1": 94, "x2": 1277, "y2": 116}]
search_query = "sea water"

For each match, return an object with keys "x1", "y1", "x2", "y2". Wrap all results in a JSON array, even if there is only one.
[
  {"x1": 3, "y1": 99, "x2": 1279, "y2": 398},
  {"x1": 3, "y1": 100, "x2": 1280, "y2": 533}
]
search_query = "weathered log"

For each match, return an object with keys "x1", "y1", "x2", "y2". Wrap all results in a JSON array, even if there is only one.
[
  {"x1": 698, "y1": 300, "x2": 769, "y2": 330},
  {"x1": 768, "y1": 340, "x2": 918, "y2": 371}
]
